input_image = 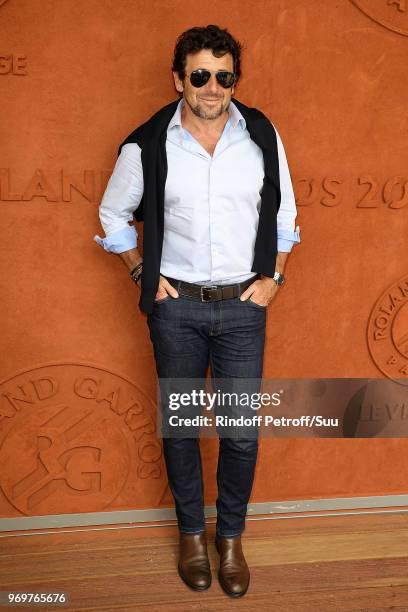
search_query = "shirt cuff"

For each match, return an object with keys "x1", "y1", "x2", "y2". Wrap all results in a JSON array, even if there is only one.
[
  {"x1": 93, "y1": 225, "x2": 137, "y2": 254},
  {"x1": 277, "y1": 226, "x2": 301, "y2": 253}
]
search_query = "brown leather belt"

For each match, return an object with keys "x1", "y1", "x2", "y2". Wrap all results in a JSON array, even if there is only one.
[{"x1": 165, "y1": 274, "x2": 259, "y2": 302}]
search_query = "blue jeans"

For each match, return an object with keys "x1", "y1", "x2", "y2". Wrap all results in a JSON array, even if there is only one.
[{"x1": 147, "y1": 289, "x2": 266, "y2": 537}]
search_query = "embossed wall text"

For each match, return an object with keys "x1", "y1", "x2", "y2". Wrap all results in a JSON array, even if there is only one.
[
  {"x1": 296, "y1": 176, "x2": 408, "y2": 208},
  {"x1": 0, "y1": 54, "x2": 27, "y2": 75},
  {"x1": 1, "y1": 170, "x2": 408, "y2": 208},
  {"x1": 0, "y1": 169, "x2": 113, "y2": 203}
]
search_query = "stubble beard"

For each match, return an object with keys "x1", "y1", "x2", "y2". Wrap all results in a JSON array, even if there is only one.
[{"x1": 185, "y1": 95, "x2": 229, "y2": 120}]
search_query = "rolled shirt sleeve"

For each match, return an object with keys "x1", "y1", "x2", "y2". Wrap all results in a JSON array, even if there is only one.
[
  {"x1": 94, "y1": 224, "x2": 137, "y2": 253},
  {"x1": 272, "y1": 124, "x2": 301, "y2": 253},
  {"x1": 93, "y1": 142, "x2": 144, "y2": 254}
]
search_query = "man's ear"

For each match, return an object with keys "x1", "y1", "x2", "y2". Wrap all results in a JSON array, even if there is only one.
[{"x1": 172, "y1": 71, "x2": 184, "y2": 93}]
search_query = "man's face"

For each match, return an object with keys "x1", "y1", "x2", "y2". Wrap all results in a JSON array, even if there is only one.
[{"x1": 173, "y1": 49, "x2": 235, "y2": 121}]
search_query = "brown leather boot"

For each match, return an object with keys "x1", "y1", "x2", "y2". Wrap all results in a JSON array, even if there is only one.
[
  {"x1": 178, "y1": 532, "x2": 212, "y2": 591},
  {"x1": 215, "y1": 535, "x2": 250, "y2": 597}
]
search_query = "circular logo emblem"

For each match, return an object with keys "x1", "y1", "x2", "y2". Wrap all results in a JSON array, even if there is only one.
[
  {"x1": 367, "y1": 274, "x2": 408, "y2": 383},
  {"x1": 351, "y1": 0, "x2": 408, "y2": 37},
  {"x1": 0, "y1": 363, "x2": 166, "y2": 515}
]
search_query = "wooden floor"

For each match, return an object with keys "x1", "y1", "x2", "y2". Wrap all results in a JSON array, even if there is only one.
[{"x1": 1, "y1": 512, "x2": 408, "y2": 611}]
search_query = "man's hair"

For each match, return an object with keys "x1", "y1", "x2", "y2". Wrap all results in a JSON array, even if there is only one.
[{"x1": 172, "y1": 24, "x2": 242, "y2": 83}]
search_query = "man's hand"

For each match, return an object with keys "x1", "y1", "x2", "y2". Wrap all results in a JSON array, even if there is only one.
[
  {"x1": 155, "y1": 275, "x2": 179, "y2": 300},
  {"x1": 240, "y1": 276, "x2": 279, "y2": 307},
  {"x1": 240, "y1": 252, "x2": 289, "y2": 306}
]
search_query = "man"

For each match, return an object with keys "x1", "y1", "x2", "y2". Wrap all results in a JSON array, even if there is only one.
[{"x1": 94, "y1": 24, "x2": 300, "y2": 598}]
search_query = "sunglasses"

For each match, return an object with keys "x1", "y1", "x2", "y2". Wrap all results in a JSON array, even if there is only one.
[{"x1": 188, "y1": 69, "x2": 235, "y2": 89}]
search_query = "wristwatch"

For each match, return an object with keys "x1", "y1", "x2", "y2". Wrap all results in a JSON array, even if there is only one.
[{"x1": 273, "y1": 271, "x2": 285, "y2": 286}]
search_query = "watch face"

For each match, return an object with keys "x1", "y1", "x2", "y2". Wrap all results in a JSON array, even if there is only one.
[{"x1": 274, "y1": 273, "x2": 285, "y2": 285}]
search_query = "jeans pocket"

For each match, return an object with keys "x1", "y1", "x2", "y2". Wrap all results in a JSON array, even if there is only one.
[
  {"x1": 247, "y1": 297, "x2": 267, "y2": 310},
  {"x1": 154, "y1": 294, "x2": 172, "y2": 305}
]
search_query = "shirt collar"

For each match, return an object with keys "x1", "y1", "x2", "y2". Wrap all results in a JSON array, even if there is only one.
[
  {"x1": 167, "y1": 98, "x2": 246, "y2": 133},
  {"x1": 229, "y1": 100, "x2": 246, "y2": 130},
  {"x1": 167, "y1": 98, "x2": 184, "y2": 131}
]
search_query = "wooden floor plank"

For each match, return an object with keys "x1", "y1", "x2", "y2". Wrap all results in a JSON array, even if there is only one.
[{"x1": 1, "y1": 513, "x2": 408, "y2": 610}]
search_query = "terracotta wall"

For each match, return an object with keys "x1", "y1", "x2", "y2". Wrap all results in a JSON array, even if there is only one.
[{"x1": 1, "y1": 0, "x2": 408, "y2": 519}]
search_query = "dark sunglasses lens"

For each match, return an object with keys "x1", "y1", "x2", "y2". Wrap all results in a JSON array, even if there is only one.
[
  {"x1": 216, "y1": 72, "x2": 235, "y2": 88},
  {"x1": 190, "y1": 70, "x2": 211, "y2": 88}
]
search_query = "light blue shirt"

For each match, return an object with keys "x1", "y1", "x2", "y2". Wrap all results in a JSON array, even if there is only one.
[{"x1": 94, "y1": 99, "x2": 300, "y2": 284}]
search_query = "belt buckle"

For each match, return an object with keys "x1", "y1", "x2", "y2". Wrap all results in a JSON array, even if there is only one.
[{"x1": 200, "y1": 285, "x2": 218, "y2": 302}]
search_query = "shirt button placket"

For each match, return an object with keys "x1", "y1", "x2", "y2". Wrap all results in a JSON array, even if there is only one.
[{"x1": 208, "y1": 159, "x2": 215, "y2": 283}]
